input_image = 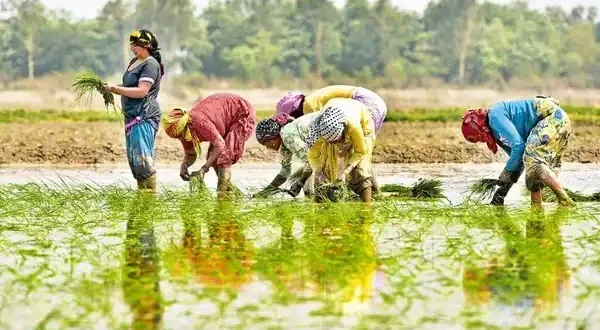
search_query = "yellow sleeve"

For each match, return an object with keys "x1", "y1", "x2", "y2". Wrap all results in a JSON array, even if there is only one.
[
  {"x1": 307, "y1": 138, "x2": 325, "y2": 171},
  {"x1": 303, "y1": 85, "x2": 356, "y2": 113},
  {"x1": 345, "y1": 119, "x2": 368, "y2": 171}
]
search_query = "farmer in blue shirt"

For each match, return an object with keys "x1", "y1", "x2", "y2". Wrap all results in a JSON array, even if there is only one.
[
  {"x1": 104, "y1": 29, "x2": 164, "y2": 192},
  {"x1": 461, "y1": 96, "x2": 574, "y2": 206}
]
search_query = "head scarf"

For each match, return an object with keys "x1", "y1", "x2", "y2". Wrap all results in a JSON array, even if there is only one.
[
  {"x1": 163, "y1": 108, "x2": 201, "y2": 154},
  {"x1": 306, "y1": 105, "x2": 346, "y2": 148},
  {"x1": 255, "y1": 113, "x2": 293, "y2": 145},
  {"x1": 462, "y1": 108, "x2": 498, "y2": 154},
  {"x1": 129, "y1": 29, "x2": 159, "y2": 49},
  {"x1": 276, "y1": 92, "x2": 304, "y2": 117}
]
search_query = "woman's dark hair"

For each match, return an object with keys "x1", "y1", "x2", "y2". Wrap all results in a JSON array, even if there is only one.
[{"x1": 139, "y1": 29, "x2": 165, "y2": 77}]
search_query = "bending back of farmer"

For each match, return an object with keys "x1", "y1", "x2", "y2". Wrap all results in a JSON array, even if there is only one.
[
  {"x1": 276, "y1": 85, "x2": 387, "y2": 134},
  {"x1": 104, "y1": 29, "x2": 164, "y2": 192},
  {"x1": 462, "y1": 96, "x2": 574, "y2": 206},
  {"x1": 163, "y1": 93, "x2": 256, "y2": 196},
  {"x1": 254, "y1": 111, "x2": 323, "y2": 197},
  {"x1": 306, "y1": 98, "x2": 376, "y2": 203}
]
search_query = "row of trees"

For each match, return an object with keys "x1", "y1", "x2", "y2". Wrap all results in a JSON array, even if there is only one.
[{"x1": 1, "y1": 0, "x2": 600, "y2": 88}]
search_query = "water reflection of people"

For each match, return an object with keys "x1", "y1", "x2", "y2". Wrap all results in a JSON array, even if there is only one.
[
  {"x1": 122, "y1": 192, "x2": 163, "y2": 330},
  {"x1": 462, "y1": 209, "x2": 570, "y2": 324},
  {"x1": 181, "y1": 200, "x2": 255, "y2": 291},
  {"x1": 307, "y1": 205, "x2": 381, "y2": 313}
]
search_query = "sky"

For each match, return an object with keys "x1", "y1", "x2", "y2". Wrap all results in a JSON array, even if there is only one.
[{"x1": 40, "y1": 0, "x2": 599, "y2": 20}]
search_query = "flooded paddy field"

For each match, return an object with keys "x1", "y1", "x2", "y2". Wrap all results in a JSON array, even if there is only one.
[{"x1": 1, "y1": 163, "x2": 600, "y2": 329}]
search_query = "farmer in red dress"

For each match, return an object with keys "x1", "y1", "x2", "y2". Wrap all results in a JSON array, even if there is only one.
[{"x1": 163, "y1": 93, "x2": 256, "y2": 195}]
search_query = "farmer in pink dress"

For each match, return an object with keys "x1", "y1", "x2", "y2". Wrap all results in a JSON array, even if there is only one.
[{"x1": 163, "y1": 93, "x2": 256, "y2": 195}]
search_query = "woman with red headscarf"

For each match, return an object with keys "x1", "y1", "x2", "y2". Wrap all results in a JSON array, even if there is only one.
[{"x1": 461, "y1": 96, "x2": 574, "y2": 206}]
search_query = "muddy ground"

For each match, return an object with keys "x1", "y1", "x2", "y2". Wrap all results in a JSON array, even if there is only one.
[{"x1": 1, "y1": 121, "x2": 599, "y2": 165}]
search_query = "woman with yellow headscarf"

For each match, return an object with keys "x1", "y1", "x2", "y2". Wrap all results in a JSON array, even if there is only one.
[
  {"x1": 104, "y1": 29, "x2": 164, "y2": 192},
  {"x1": 163, "y1": 93, "x2": 256, "y2": 195}
]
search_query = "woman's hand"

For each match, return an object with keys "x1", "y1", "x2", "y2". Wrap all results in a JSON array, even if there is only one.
[
  {"x1": 199, "y1": 164, "x2": 211, "y2": 174},
  {"x1": 102, "y1": 83, "x2": 118, "y2": 94},
  {"x1": 180, "y1": 162, "x2": 190, "y2": 181}
]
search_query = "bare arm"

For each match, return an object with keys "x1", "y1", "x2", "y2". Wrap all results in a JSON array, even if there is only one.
[
  {"x1": 108, "y1": 81, "x2": 152, "y2": 99},
  {"x1": 203, "y1": 138, "x2": 225, "y2": 170}
]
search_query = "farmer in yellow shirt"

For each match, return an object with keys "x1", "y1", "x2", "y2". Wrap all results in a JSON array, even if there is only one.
[
  {"x1": 305, "y1": 98, "x2": 376, "y2": 203},
  {"x1": 276, "y1": 85, "x2": 386, "y2": 193}
]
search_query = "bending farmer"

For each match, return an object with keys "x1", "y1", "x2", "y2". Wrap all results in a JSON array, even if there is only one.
[
  {"x1": 254, "y1": 111, "x2": 323, "y2": 197},
  {"x1": 461, "y1": 96, "x2": 574, "y2": 206},
  {"x1": 163, "y1": 93, "x2": 256, "y2": 196},
  {"x1": 277, "y1": 85, "x2": 387, "y2": 192},
  {"x1": 306, "y1": 98, "x2": 376, "y2": 203}
]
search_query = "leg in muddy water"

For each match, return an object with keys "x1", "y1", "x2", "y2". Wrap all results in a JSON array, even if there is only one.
[
  {"x1": 360, "y1": 186, "x2": 373, "y2": 203},
  {"x1": 370, "y1": 167, "x2": 380, "y2": 195},
  {"x1": 137, "y1": 174, "x2": 157, "y2": 194},
  {"x1": 527, "y1": 164, "x2": 574, "y2": 207},
  {"x1": 490, "y1": 183, "x2": 512, "y2": 206},
  {"x1": 215, "y1": 166, "x2": 242, "y2": 198},
  {"x1": 531, "y1": 189, "x2": 543, "y2": 208}
]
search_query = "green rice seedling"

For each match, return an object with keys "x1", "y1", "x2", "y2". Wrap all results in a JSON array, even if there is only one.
[
  {"x1": 189, "y1": 172, "x2": 211, "y2": 197},
  {"x1": 539, "y1": 187, "x2": 600, "y2": 202},
  {"x1": 71, "y1": 71, "x2": 118, "y2": 111},
  {"x1": 381, "y1": 178, "x2": 444, "y2": 199},
  {"x1": 314, "y1": 181, "x2": 356, "y2": 202},
  {"x1": 468, "y1": 178, "x2": 500, "y2": 200},
  {"x1": 410, "y1": 178, "x2": 444, "y2": 198}
]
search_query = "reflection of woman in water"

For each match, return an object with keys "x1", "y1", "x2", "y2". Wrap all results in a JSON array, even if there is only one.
[
  {"x1": 122, "y1": 194, "x2": 163, "y2": 330},
  {"x1": 307, "y1": 205, "x2": 381, "y2": 312},
  {"x1": 179, "y1": 200, "x2": 255, "y2": 291},
  {"x1": 462, "y1": 210, "x2": 570, "y2": 324}
]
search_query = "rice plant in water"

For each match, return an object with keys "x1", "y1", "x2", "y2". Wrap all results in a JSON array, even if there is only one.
[
  {"x1": 381, "y1": 178, "x2": 444, "y2": 199},
  {"x1": 540, "y1": 187, "x2": 600, "y2": 202},
  {"x1": 71, "y1": 71, "x2": 118, "y2": 111},
  {"x1": 468, "y1": 178, "x2": 500, "y2": 199},
  {"x1": 314, "y1": 181, "x2": 355, "y2": 202}
]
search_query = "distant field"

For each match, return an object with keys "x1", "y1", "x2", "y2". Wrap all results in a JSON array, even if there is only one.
[{"x1": 1, "y1": 106, "x2": 599, "y2": 124}]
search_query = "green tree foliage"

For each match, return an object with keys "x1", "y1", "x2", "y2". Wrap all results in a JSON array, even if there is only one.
[{"x1": 0, "y1": 0, "x2": 599, "y2": 88}]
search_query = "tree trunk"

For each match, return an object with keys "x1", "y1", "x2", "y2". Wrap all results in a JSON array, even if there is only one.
[
  {"x1": 314, "y1": 20, "x2": 323, "y2": 79},
  {"x1": 26, "y1": 31, "x2": 34, "y2": 80},
  {"x1": 457, "y1": 4, "x2": 476, "y2": 86}
]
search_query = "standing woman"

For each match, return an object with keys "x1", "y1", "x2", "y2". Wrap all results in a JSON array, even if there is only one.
[
  {"x1": 105, "y1": 29, "x2": 164, "y2": 192},
  {"x1": 163, "y1": 93, "x2": 256, "y2": 196}
]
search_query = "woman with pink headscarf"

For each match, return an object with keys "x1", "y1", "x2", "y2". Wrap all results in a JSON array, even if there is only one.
[
  {"x1": 276, "y1": 85, "x2": 387, "y2": 134},
  {"x1": 276, "y1": 85, "x2": 387, "y2": 193}
]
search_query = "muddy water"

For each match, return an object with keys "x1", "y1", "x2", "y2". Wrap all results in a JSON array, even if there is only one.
[
  {"x1": 1, "y1": 162, "x2": 600, "y2": 204},
  {"x1": 1, "y1": 163, "x2": 600, "y2": 329}
]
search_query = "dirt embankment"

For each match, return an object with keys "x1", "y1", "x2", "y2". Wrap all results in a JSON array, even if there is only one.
[{"x1": 1, "y1": 121, "x2": 599, "y2": 165}]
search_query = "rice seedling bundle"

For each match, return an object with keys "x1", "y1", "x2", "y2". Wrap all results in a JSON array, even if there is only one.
[
  {"x1": 71, "y1": 71, "x2": 118, "y2": 111},
  {"x1": 540, "y1": 187, "x2": 600, "y2": 202},
  {"x1": 468, "y1": 178, "x2": 501, "y2": 199},
  {"x1": 381, "y1": 178, "x2": 444, "y2": 199}
]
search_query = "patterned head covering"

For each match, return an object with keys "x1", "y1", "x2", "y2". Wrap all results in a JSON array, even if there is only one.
[
  {"x1": 276, "y1": 92, "x2": 305, "y2": 118},
  {"x1": 255, "y1": 113, "x2": 293, "y2": 145},
  {"x1": 163, "y1": 108, "x2": 201, "y2": 154},
  {"x1": 129, "y1": 29, "x2": 159, "y2": 49},
  {"x1": 462, "y1": 108, "x2": 498, "y2": 154},
  {"x1": 306, "y1": 105, "x2": 346, "y2": 148}
]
